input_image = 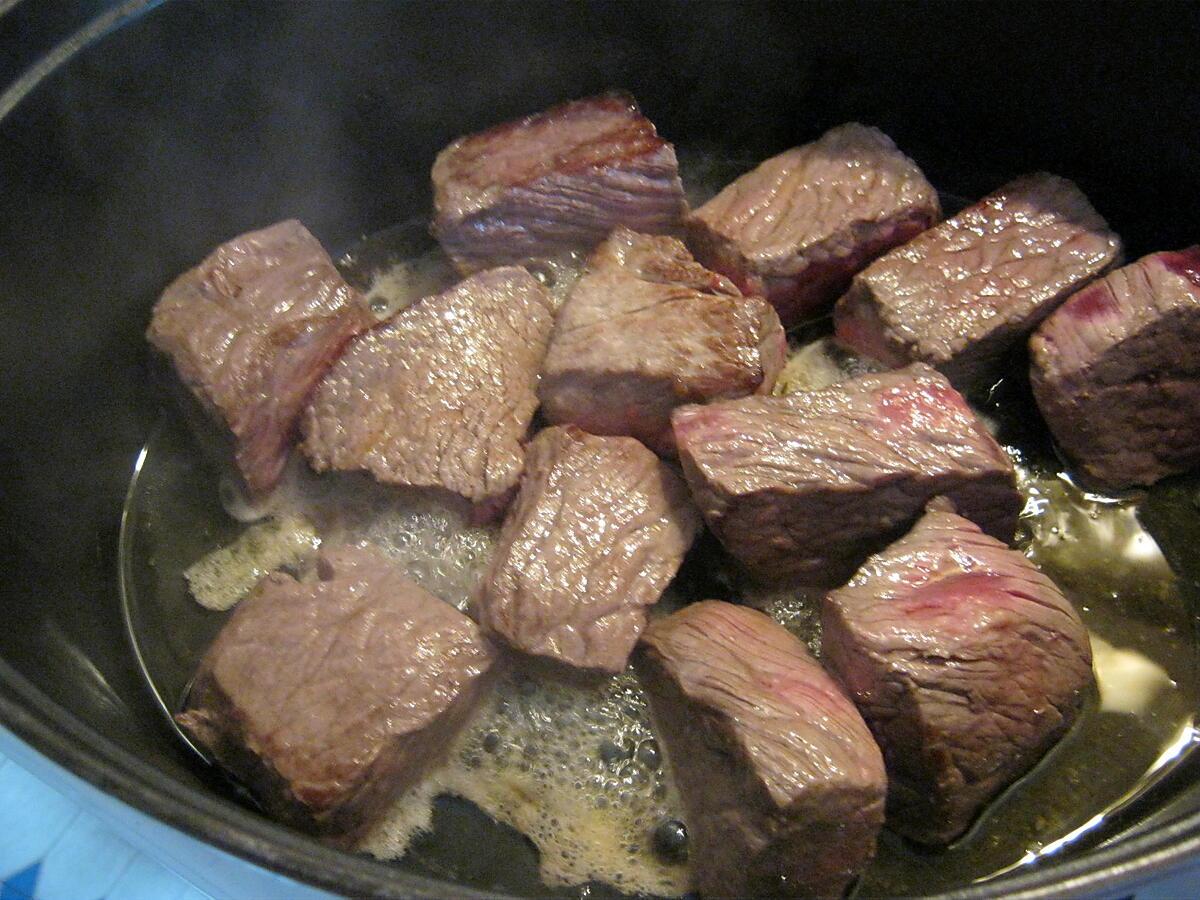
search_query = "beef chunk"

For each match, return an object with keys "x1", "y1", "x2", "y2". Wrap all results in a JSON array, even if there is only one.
[
  {"x1": 637, "y1": 600, "x2": 886, "y2": 899},
  {"x1": 672, "y1": 364, "x2": 1019, "y2": 586},
  {"x1": 687, "y1": 123, "x2": 940, "y2": 327},
  {"x1": 176, "y1": 545, "x2": 496, "y2": 844},
  {"x1": 432, "y1": 93, "x2": 687, "y2": 273},
  {"x1": 539, "y1": 227, "x2": 786, "y2": 455},
  {"x1": 834, "y1": 173, "x2": 1121, "y2": 392},
  {"x1": 1030, "y1": 246, "x2": 1200, "y2": 489},
  {"x1": 302, "y1": 267, "x2": 554, "y2": 517},
  {"x1": 478, "y1": 426, "x2": 699, "y2": 673},
  {"x1": 822, "y1": 500, "x2": 1094, "y2": 844},
  {"x1": 146, "y1": 220, "x2": 374, "y2": 495}
]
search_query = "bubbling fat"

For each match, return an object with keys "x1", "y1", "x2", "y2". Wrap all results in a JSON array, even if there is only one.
[
  {"x1": 773, "y1": 336, "x2": 884, "y2": 395},
  {"x1": 185, "y1": 514, "x2": 319, "y2": 610},
  {"x1": 361, "y1": 245, "x2": 583, "y2": 321},
  {"x1": 194, "y1": 461, "x2": 691, "y2": 894},
  {"x1": 362, "y1": 668, "x2": 689, "y2": 896},
  {"x1": 188, "y1": 238, "x2": 688, "y2": 890},
  {"x1": 182, "y1": 254, "x2": 877, "y2": 894}
]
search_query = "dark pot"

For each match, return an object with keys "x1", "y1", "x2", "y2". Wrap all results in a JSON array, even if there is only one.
[{"x1": 2, "y1": 2, "x2": 1199, "y2": 897}]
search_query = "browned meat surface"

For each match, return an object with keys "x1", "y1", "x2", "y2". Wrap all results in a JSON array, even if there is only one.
[
  {"x1": 478, "y1": 426, "x2": 699, "y2": 673},
  {"x1": 822, "y1": 500, "x2": 1094, "y2": 845},
  {"x1": 637, "y1": 601, "x2": 886, "y2": 899},
  {"x1": 1030, "y1": 246, "x2": 1200, "y2": 489},
  {"x1": 672, "y1": 364, "x2": 1019, "y2": 586},
  {"x1": 176, "y1": 545, "x2": 496, "y2": 844},
  {"x1": 146, "y1": 220, "x2": 374, "y2": 495},
  {"x1": 432, "y1": 93, "x2": 687, "y2": 273},
  {"x1": 834, "y1": 173, "x2": 1121, "y2": 391},
  {"x1": 687, "y1": 123, "x2": 940, "y2": 327},
  {"x1": 302, "y1": 267, "x2": 554, "y2": 518},
  {"x1": 539, "y1": 227, "x2": 786, "y2": 455}
]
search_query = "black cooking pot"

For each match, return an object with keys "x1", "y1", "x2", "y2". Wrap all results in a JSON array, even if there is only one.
[{"x1": 3, "y1": 1, "x2": 1200, "y2": 897}]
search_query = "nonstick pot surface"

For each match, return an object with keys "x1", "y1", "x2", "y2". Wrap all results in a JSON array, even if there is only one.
[{"x1": 3, "y1": 2, "x2": 1200, "y2": 898}]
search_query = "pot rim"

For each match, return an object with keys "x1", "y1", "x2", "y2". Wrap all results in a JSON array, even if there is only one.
[{"x1": 5, "y1": 662, "x2": 1200, "y2": 900}]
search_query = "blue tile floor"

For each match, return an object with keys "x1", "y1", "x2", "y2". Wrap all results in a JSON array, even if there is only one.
[
  {"x1": 4, "y1": 731, "x2": 1200, "y2": 899},
  {"x1": 0, "y1": 745, "x2": 211, "y2": 900},
  {"x1": 0, "y1": 730, "x2": 332, "y2": 900}
]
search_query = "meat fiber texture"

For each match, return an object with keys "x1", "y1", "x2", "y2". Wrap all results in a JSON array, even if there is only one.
[
  {"x1": 672, "y1": 364, "x2": 1020, "y2": 586},
  {"x1": 478, "y1": 426, "x2": 699, "y2": 674},
  {"x1": 302, "y1": 267, "x2": 554, "y2": 519},
  {"x1": 1030, "y1": 246, "x2": 1200, "y2": 489},
  {"x1": 834, "y1": 173, "x2": 1121, "y2": 393},
  {"x1": 176, "y1": 545, "x2": 496, "y2": 845},
  {"x1": 822, "y1": 500, "x2": 1094, "y2": 845},
  {"x1": 539, "y1": 227, "x2": 786, "y2": 455},
  {"x1": 687, "y1": 123, "x2": 940, "y2": 327},
  {"x1": 636, "y1": 601, "x2": 886, "y2": 899},
  {"x1": 432, "y1": 92, "x2": 687, "y2": 273},
  {"x1": 146, "y1": 220, "x2": 374, "y2": 495}
]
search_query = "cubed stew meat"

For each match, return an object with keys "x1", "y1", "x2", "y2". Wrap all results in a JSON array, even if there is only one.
[
  {"x1": 1030, "y1": 246, "x2": 1200, "y2": 489},
  {"x1": 176, "y1": 545, "x2": 496, "y2": 845},
  {"x1": 687, "y1": 123, "x2": 940, "y2": 327},
  {"x1": 834, "y1": 173, "x2": 1121, "y2": 392},
  {"x1": 432, "y1": 92, "x2": 687, "y2": 272},
  {"x1": 478, "y1": 425, "x2": 699, "y2": 673},
  {"x1": 539, "y1": 226, "x2": 786, "y2": 455},
  {"x1": 148, "y1": 93, "x2": 1200, "y2": 900},
  {"x1": 637, "y1": 601, "x2": 886, "y2": 899},
  {"x1": 672, "y1": 364, "x2": 1020, "y2": 586},
  {"x1": 147, "y1": 220, "x2": 374, "y2": 495},
  {"x1": 822, "y1": 499, "x2": 1094, "y2": 845},
  {"x1": 302, "y1": 266, "x2": 554, "y2": 520}
]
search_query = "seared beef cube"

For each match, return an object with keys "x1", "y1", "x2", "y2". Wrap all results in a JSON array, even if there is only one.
[
  {"x1": 687, "y1": 123, "x2": 940, "y2": 327},
  {"x1": 147, "y1": 220, "x2": 374, "y2": 495},
  {"x1": 672, "y1": 364, "x2": 1019, "y2": 586},
  {"x1": 637, "y1": 601, "x2": 886, "y2": 899},
  {"x1": 176, "y1": 545, "x2": 496, "y2": 844},
  {"x1": 1030, "y1": 246, "x2": 1200, "y2": 489},
  {"x1": 539, "y1": 227, "x2": 786, "y2": 455},
  {"x1": 834, "y1": 173, "x2": 1121, "y2": 392},
  {"x1": 822, "y1": 500, "x2": 1093, "y2": 844},
  {"x1": 303, "y1": 267, "x2": 554, "y2": 518},
  {"x1": 479, "y1": 426, "x2": 699, "y2": 673},
  {"x1": 432, "y1": 93, "x2": 687, "y2": 273}
]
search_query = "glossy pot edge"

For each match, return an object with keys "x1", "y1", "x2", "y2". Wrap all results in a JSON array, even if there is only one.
[{"x1": 6, "y1": 659, "x2": 1200, "y2": 900}]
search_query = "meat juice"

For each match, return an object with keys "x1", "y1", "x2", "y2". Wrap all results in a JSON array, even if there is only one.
[{"x1": 121, "y1": 157, "x2": 1200, "y2": 897}]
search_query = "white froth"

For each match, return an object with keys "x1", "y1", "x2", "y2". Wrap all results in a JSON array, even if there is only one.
[
  {"x1": 1091, "y1": 634, "x2": 1176, "y2": 716},
  {"x1": 363, "y1": 250, "x2": 459, "y2": 320},
  {"x1": 362, "y1": 668, "x2": 689, "y2": 896},
  {"x1": 185, "y1": 515, "x2": 319, "y2": 610},
  {"x1": 187, "y1": 428, "x2": 688, "y2": 894},
  {"x1": 743, "y1": 584, "x2": 825, "y2": 656},
  {"x1": 523, "y1": 251, "x2": 584, "y2": 312},
  {"x1": 773, "y1": 337, "x2": 883, "y2": 395}
]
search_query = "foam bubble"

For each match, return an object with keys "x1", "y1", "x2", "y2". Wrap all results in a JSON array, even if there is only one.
[
  {"x1": 742, "y1": 584, "x2": 825, "y2": 657},
  {"x1": 1091, "y1": 634, "x2": 1175, "y2": 716},
  {"x1": 523, "y1": 251, "x2": 584, "y2": 312},
  {"x1": 363, "y1": 250, "x2": 459, "y2": 321},
  {"x1": 773, "y1": 337, "x2": 883, "y2": 395},
  {"x1": 184, "y1": 514, "x2": 319, "y2": 610},
  {"x1": 362, "y1": 668, "x2": 690, "y2": 896},
  {"x1": 189, "y1": 462, "x2": 688, "y2": 894}
]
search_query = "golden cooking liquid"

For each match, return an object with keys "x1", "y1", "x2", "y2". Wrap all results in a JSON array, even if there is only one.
[{"x1": 122, "y1": 153, "x2": 1200, "y2": 897}]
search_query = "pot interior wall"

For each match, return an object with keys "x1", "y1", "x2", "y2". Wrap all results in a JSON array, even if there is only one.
[{"x1": 1, "y1": 2, "x2": 1199, "y2": 897}]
